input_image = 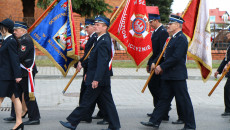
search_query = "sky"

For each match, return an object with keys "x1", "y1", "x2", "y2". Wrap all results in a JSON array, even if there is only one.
[{"x1": 171, "y1": 0, "x2": 230, "y2": 14}]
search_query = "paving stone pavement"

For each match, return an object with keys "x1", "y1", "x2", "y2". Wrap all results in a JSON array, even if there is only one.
[{"x1": 0, "y1": 67, "x2": 230, "y2": 130}]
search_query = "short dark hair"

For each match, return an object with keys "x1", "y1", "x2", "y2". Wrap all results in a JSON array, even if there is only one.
[{"x1": 0, "y1": 24, "x2": 10, "y2": 34}]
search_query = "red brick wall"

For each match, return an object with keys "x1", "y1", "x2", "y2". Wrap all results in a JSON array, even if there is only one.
[
  {"x1": 0, "y1": 0, "x2": 23, "y2": 20},
  {"x1": 34, "y1": 0, "x2": 45, "y2": 20},
  {"x1": 0, "y1": 0, "x2": 44, "y2": 21},
  {"x1": 211, "y1": 50, "x2": 226, "y2": 60},
  {"x1": 0, "y1": 0, "x2": 226, "y2": 61}
]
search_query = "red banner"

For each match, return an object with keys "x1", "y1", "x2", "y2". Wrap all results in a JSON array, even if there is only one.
[
  {"x1": 182, "y1": 0, "x2": 200, "y2": 40},
  {"x1": 108, "y1": 0, "x2": 152, "y2": 68}
]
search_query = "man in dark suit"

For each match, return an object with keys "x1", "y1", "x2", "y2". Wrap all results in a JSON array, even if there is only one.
[
  {"x1": 146, "y1": 13, "x2": 170, "y2": 121},
  {"x1": 76, "y1": 19, "x2": 97, "y2": 105},
  {"x1": 214, "y1": 30, "x2": 230, "y2": 117},
  {"x1": 4, "y1": 21, "x2": 40, "y2": 125},
  {"x1": 60, "y1": 15, "x2": 120, "y2": 130},
  {"x1": 74, "y1": 19, "x2": 107, "y2": 123},
  {"x1": 141, "y1": 15, "x2": 196, "y2": 130}
]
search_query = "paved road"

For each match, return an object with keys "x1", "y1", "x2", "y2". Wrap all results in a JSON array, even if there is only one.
[{"x1": 0, "y1": 68, "x2": 230, "y2": 129}]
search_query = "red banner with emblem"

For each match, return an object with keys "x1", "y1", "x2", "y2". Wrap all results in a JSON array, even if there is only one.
[{"x1": 108, "y1": 0, "x2": 152, "y2": 68}]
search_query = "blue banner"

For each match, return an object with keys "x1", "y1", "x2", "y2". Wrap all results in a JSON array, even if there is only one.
[{"x1": 30, "y1": 0, "x2": 78, "y2": 76}]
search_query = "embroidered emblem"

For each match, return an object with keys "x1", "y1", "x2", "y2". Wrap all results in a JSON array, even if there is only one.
[
  {"x1": 129, "y1": 14, "x2": 150, "y2": 38},
  {"x1": 21, "y1": 45, "x2": 26, "y2": 52}
]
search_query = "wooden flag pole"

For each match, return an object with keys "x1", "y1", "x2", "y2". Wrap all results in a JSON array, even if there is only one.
[
  {"x1": 62, "y1": 45, "x2": 95, "y2": 94},
  {"x1": 28, "y1": 0, "x2": 58, "y2": 33},
  {"x1": 208, "y1": 65, "x2": 230, "y2": 96},
  {"x1": 141, "y1": 38, "x2": 170, "y2": 93}
]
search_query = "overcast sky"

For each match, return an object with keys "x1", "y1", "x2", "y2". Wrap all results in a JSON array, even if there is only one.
[{"x1": 171, "y1": 0, "x2": 230, "y2": 14}]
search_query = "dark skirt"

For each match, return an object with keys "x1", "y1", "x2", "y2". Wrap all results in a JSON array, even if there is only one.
[{"x1": 0, "y1": 80, "x2": 19, "y2": 98}]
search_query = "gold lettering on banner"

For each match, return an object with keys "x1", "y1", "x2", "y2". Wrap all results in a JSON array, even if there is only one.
[
  {"x1": 128, "y1": 43, "x2": 151, "y2": 52},
  {"x1": 118, "y1": 0, "x2": 130, "y2": 40},
  {"x1": 48, "y1": 39, "x2": 67, "y2": 62},
  {"x1": 33, "y1": 33, "x2": 41, "y2": 40},
  {"x1": 134, "y1": 0, "x2": 145, "y2": 5},
  {"x1": 49, "y1": 13, "x2": 67, "y2": 25}
]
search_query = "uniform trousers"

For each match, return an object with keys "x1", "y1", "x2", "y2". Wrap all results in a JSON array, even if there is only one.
[
  {"x1": 67, "y1": 83, "x2": 120, "y2": 129},
  {"x1": 149, "y1": 80, "x2": 196, "y2": 129},
  {"x1": 11, "y1": 76, "x2": 40, "y2": 121},
  {"x1": 79, "y1": 68, "x2": 106, "y2": 120},
  {"x1": 148, "y1": 74, "x2": 161, "y2": 107},
  {"x1": 224, "y1": 78, "x2": 230, "y2": 112},
  {"x1": 148, "y1": 74, "x2": 171, "y2": 119}
]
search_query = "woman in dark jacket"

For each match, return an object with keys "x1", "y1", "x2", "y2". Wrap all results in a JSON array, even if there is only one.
[{"x1": 0, "y1": 18, "x2": 23, "y2": 130}]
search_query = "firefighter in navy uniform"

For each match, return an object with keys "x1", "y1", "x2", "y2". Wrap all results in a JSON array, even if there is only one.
[
  {"x1": 146, "y1": 13, "x2": 170, "y2": 121},
  {"x1": 214, "y1": 30, "x2": 230, "y2": 117},
  {"x1": 75, "y1": 19, "x2": 97, "y2": 105},
  {"x1": 74, "y1": 19, "x2": 107, "y2": 123},
  {"x1": 147, "y1": 14, "x2": 184, "y2": 125},
  {"x1": 4, "y1": 21, "x2": 41, "y2": 125},
  {"x1": 60, "y1": 15, "x2": 120, "y2": 130},
  {"x1": 141, "y1": 15, "x2": 196, "y2": 130}
]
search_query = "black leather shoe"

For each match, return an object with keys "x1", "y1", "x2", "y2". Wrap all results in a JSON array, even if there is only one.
[
  {"x1": 81, "y1": 118, "x2": 92, "y2": 123},
  {"x1": 59, "y1": 121, "x2": 76, "y2": 130},
  {"x1": 92, "y1": 115, "x2": 103, "y2": 119},
  {"x1": 23, "y1": 120, "x2": 40, "y2": 125},
  {"x1": 140, "y1": 121, "x2": 159, "y2": 128},
  {"x1": 147, "y1": 113, "x2": 152, "y2": 117},
  {"x1": 97, "y1": 120, "x2": 109, "y2": 125},
  {"x1": 179, "y1": 127, "x2": 195, "y2": 130},
  {"x1": 101, "y1": 128, "x2": 120, "y2": 130},
  {"x1": 172, "y1": 119, "x2": 184, "y2": 124},
  {"x1": 3, "y1": 117, "x2": 16, "y2": 121},
  {"x1": 221, "y1": 112, "x2": 230, "y2": 116}
]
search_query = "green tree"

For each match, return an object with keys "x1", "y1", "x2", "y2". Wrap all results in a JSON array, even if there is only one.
[
  {"x1": 37, "y1": 0, "x2": 113, "y2": 18},
  {"x1": 146, "y1": 0, "x2": 173, "y2": 23}
]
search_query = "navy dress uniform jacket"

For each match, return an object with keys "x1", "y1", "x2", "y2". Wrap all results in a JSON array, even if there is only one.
[
  {"x1": 148, "y1": 25, "x2": 169, "y2": 66},
  {"x1": 217, "y1": 46, "x2": 230, "y2": 78},
  {"x1": 0, "y1": 35, "x2": 21, "y2": 80},
  {"x1": 217, "y1": 46, "x2": 230, "y2": 113},
  {"x1": 147, "y1": 25, "x2": 169, "y2": 107},
  {"x1": 18, "y1": 34, "x2": 38, "y2": 77},
  {"x1": 149, "y1": 31, "x2": 196, "y2": 129},
  {"x1": 79, "y1": 33, "x2": 97, "y2": 72},
  {"x1": 85, "y1": 33, "x2": 111, "y2": 86},
  {"x1": 66, "y1": 32, "x2": 121, "y2": 129},
  {"x1": 10, "y1": 33, "x2": 40, "y2": 120},
  {"x1": 159, "y1": 31, "x2": 188, "y2": 80}
]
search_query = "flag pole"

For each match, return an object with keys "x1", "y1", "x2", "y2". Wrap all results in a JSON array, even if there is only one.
[
  {"x1": 141, "y1": 38, "x2": 170, "y2": 93},
  {"x1": 62, "y1": 45, "x2": 95, "y2": 94},
  {"x1": 28, "y1": 0, "x2": 58, "y2": 33},
  {"x1": 208, "y1": 65, "x2": 230, "y2": 96}
]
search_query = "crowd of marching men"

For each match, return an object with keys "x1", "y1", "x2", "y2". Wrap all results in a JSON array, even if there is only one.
[{"x1": 1, "y1": 6, "x2": 230, "y2": 130}]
